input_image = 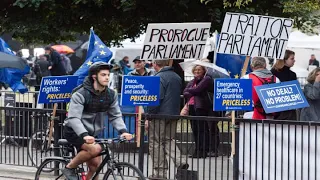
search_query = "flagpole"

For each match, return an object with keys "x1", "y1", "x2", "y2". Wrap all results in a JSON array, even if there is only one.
[
  {"x1": 213, "y1": 31, "x2": 218, "y2": 64},
  {"x1": 231, "y1": 55, "x2": 250, "y2": 157}
]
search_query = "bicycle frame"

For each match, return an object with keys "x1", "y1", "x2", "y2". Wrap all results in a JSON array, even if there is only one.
[{"x1": 90, "y1": 148, "x2": 113, "y2": 179}]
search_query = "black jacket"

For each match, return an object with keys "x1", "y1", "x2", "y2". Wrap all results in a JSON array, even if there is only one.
[
  {"x1": 49, "y1": 51, "x2": 66, "y2": 76},
  {"x1": 271, "y1": 66, "x2": 297, "y2": 82},
  {"x1": 34, "y1": 59, "x2": 51, "y2": 77}
]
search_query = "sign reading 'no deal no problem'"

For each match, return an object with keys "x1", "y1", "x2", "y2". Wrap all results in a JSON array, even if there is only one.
[
  {"x1": 255, "y1": 80, "x2": 309, "y2": 113},
  {"x1": 214, "y1": 79, "x2": 253, "y2": 111},
  {"x1": 121, "y1": 76, "x2": 160, "y2": 106},
  {"x1": 141, "y1": 23, "x2": 211, "y2": 60},
  {"x1": 38, "y1": 76, "x2": 78, "y2": 104},
  {"x1": 217, "y1": 12, "x2": 294, "y2": 59}
]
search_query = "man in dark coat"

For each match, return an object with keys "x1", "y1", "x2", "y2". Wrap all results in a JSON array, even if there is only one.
[
  {"x1": 309, "y1": 54, "x2": 319, "y2": 68},
  {"x1": 45, "y1": 46, "x2": 66, "y2": 76},
  {"x1": 34, "y1": 55, "x2": 51, "y2": 85}
]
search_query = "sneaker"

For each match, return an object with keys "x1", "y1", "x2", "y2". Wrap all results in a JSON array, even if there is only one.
[
  {"x1": 177, "y1": 163, "x2": 189, "y2": 170},
  {"x1": 148, "y1": 174, "x2": 167, "y2": 179},
  {"x1": 62, "y1": 167, "x2": 79, "y2": 180},
  {"x1": 207, "y1": 151, "x2": 220, "y2": 157}
]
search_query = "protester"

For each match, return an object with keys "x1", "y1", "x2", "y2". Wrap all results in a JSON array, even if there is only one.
[
  {"x1": 45, "y1": 46, "x2": 66, "y2": 76},
  {"x1": 300, "y1": 68, "x2": 320, "y2": 121},
  {"x1": 119, "y1": 56, "x2": 132, "y2": 75},
  {"x1": 271, "y1": 50, "x2": 298, "y2": 120},
  {"x1": 147, "y1": 60, "x2": 188, "y2": 179},
  {"x1": 60, "y1": 54, "x2": 73, "y2": 74},
  {"x1": 309, "y1": 54, "x2": 319, "y2": 68},
  {"x1": 242, "y1": 57, "x2": 280, "y2": 120},
  {"x1": 183, "y1": 65, "x2": 219, "y2": 158},
  {"x1": 33, "y1": 55, "x2": 51, "y2": 85},
  {"x1": 127, "y1": 56, "x2": 155, "y2": 76}
]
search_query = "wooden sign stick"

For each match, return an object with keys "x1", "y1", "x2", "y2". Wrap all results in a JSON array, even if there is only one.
[
  {"x1": 48, "y1": 103, "x2": 58, "y2": 148},
  {"x1": 231, "y1": 55, "x2": 250, "y2": 156}
]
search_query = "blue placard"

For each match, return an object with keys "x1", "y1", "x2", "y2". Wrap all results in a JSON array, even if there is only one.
[
  {"x1": 121, "y1": 76, "x2": 160, "y2": 106},
  {"x1": 255, "y1": 80, "x2": 309, "y2": 113},
  {"x1": 214, "y1": 79, "x2": 253, "y2": 111},
  {"x1": 38, "y1": 76, "x2": 78, "y2": 104}
]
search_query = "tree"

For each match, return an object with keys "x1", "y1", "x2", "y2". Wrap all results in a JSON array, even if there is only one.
[
  {"x1": 203, "y1": 0, "x2": 320, "y2": 34},
  {"x1": 0, "y1": 0, "x2": 319, "y2": 44}
]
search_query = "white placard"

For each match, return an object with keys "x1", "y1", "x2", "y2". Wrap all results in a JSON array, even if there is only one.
[
  {"x1": 141, "y1": 23, "x2": 211, "y2": 60},
  {"x1": 217, "y1": 12, "x2": 294, "y2": 59}
]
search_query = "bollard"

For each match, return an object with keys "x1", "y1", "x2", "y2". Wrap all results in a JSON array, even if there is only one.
[
  {"x1": 233, "y1": 123, "x2": 240, "y2": 180},
  {"x1": 138, "y1": 115, "x2": 146, "y2": 172},
  {"x1": 53, "y1": 116, "x2": 62, "y2": 176}
]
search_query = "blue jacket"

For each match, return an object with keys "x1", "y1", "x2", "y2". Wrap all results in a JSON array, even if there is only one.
[{"x1": 148, "y1": 67, "x2": 181, "y2": 115}]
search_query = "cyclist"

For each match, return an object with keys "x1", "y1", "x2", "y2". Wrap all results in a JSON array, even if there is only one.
[{"x1": 62, "y1": 62, "x2": 133, "y2": 180}]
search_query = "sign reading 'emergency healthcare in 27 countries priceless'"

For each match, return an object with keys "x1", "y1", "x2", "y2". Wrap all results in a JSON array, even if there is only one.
[
  {"x1": 120, "y1": 76, "x2": 160, "y2": 106},
  {"x1": 255, "y1": 80, "x2": 309, "y2": 113},
  {"x1": 38, "y1": 76, "x2": 78, "y2": 104},
  {"x1": 213, "y1": 78, "x2": 253, "y2": 111}
]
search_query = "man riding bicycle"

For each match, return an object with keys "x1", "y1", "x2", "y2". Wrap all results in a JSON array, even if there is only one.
[{"x1": 62, "y1": 62, "x2": 132, "y2": 180}]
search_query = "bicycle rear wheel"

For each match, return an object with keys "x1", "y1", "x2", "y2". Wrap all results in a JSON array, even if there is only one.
[
  {"x1": 103, "y1": 162, "x2": 146, "y2": 180},
  {"x1": 35, "y1": 158, "x2": 70, "y2": 180},
  {"x1": 28, "y1": 131, "x2": 54, "y2": 167}
]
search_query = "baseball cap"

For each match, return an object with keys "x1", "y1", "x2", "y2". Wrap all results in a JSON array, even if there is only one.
[{"x1": 133, "y1": 56, "x2": 144, "y2": 62}]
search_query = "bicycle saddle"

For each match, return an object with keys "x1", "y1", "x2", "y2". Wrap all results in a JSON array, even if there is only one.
[{"x1": 58, "y1": 139, "x2": 70, "y2": 145}]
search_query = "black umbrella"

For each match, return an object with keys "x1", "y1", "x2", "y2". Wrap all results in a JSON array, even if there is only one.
[{"x1": 0, "y1": 51, "x2": 28, "y2": 70}]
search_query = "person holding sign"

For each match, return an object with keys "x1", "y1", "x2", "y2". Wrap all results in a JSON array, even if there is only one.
[
  {"x1": 242, "y1": 57, "x2": 280, "y2": 119},
  {"x1": 300, "y1": 68, "x2": 320, "y2": 121},
  {"x1": 271, "y1": 50, "x2": 298, "y2": 120},
  {"x1": 62, "y1": 62, "x2": 132, "y2": 180},
  {"x1": 147, "y1": 60, "x2": 188, "y2": 179}
]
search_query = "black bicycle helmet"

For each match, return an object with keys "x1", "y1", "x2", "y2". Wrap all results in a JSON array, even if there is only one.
[{"x1": 88, "y1": 62, "x2": 113, "y2": 77}]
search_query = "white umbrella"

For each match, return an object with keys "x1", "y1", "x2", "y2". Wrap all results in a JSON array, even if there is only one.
[
  {"x1": 179, "y1": 60, "x2": 230, "y2": 78},
  {"x1": 178, "y1": 60, "x2": 197, "y2": 76},
  {"x1": 192, "y1": 60, "x2": 229, "y2": 76}
]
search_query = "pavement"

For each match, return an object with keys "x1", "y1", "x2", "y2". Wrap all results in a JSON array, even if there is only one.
[{"x1": 0, "y1": 164, "x2": 36, "y2": 179}]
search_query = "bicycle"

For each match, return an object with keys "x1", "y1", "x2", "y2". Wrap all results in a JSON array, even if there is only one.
[
  {"x1": 27, "y1": 112, "x2": 59, "y2": 168},
  {"x1": 35, "y1": 137, "x2": 146, "y2": 180}
]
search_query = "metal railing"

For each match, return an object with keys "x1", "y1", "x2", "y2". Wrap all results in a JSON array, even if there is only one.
[{"x1": 0, "y1": 89, "x2": 318, "y2": 180}]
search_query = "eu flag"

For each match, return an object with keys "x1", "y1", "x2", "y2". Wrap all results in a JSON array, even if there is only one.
[
  {"x1": 0, "y1": 38, "x2": 30, "y2": 93},
  {"x1": 215, "y1": 34, "x2": 251, "y2": 79},
  {"x1": 74, "y1": 29, "x2": 113, "y2": 85}
]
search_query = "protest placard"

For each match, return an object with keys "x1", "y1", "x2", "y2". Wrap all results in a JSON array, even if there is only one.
[
  {"x1": 121, "y1": 76, "x2": 160, "y2": 106},
  {"x1": 255, "y1": 80, "x2": 309, "y2": 113},
  {"x1": 141, "y1": 23, "x2": 211, "y2": 60},
  {"x1": 217, "y1": 12, "x2": 294, "y2": 59},
  {"x1": 214, "y1": 79, "x2": 252, "y2": 111},
  {"x1": 38, "y1": 75, "x2": 78, "y2": 104},
  {"x1": 4, "y1": 93, "x2": 15, "y2": 116}
]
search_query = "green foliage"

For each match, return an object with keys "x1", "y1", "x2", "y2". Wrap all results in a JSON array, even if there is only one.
[
  {"x1": 202, "y1": 0, "x2": 320, "y2": 34},
  {"x1": 1, "y1": 0, "x2": 320, "y2": 44}
]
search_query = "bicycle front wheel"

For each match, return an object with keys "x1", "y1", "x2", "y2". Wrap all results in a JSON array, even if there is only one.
[
  {"x1": 28, "y1": 131, "x2": 54, "y2": 167},
  {"x1": 35, "y1": 158, "x2": 69, "y2": 180},
  {"x1": 103, "y1": 162, "x2": 146, "y2": 180}
]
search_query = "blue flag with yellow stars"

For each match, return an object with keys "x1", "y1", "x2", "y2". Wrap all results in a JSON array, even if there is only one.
[
  {"x1": 215, "y1": 33, "x2": 251, "y2": 79},
  {"x1": 0, "y1": 38, "x2": 30, "y2": 93},
  {"x1": 74, "y1": 28, "x2": 113, "y2": 85},
  {"x1": 216, "y1": 54, "x2": 251, "y2": 79}
]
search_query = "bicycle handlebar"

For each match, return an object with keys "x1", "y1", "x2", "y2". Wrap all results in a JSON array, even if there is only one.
[{"x1": 95, "y1": 137, "x2": 127, "y2": 144}]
